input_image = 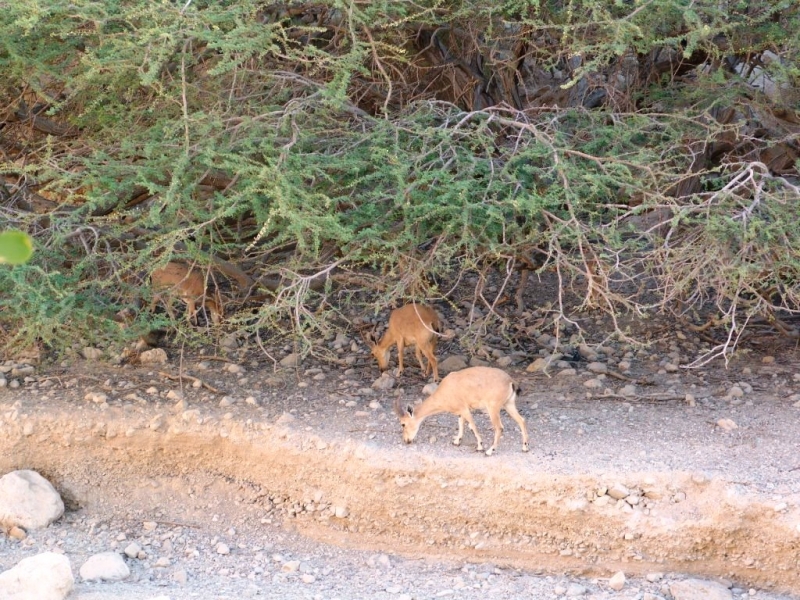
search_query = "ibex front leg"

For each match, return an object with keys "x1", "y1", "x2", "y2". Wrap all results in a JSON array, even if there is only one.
[{"x1": 458, "y1": 410, "x2": 483, "y2": 452}]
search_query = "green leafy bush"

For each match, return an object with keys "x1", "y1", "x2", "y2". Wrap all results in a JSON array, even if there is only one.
[{"x1": 1, "y1": 0, "x2": 798, "y2": 362}]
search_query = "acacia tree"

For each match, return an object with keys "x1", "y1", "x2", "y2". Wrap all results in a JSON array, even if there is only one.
[{"x1": 1, "y1": 0, "x2": 798, "y2": 362}]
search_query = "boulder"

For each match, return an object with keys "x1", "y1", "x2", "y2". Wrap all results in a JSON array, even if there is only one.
[
  {"x1": 0, "y1": 552, "x2": 74, "y2": 600},
  {"x1": 0, "y1": 470, "x2": 64, "y2": 530}
]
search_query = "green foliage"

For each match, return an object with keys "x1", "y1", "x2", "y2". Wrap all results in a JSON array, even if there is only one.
[{"x1": 0, "y1": 0, "x2": 798, "y2": 359}]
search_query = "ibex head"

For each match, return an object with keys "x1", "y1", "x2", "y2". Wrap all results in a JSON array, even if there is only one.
[
  {"x1": 366, "y1": 329, "x2": 391, "y2": 371},
  {"x1": 393, "y1": 397, "x2": 420, "y2": 443}
]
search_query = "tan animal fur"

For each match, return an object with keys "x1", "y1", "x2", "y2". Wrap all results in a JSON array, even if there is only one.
[
  {"x1": 150, "y1": 262, "x2": 222, "y2": 326},
  {"x1": 393, "y1": 366, "x2": 528, "y2": 456},
  {"x1": 366, "y1": 303, "x2": 440, "y2": 381}
]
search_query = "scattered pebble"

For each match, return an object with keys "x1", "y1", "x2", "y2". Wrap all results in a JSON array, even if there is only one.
[
  {"x1": 608, "y1": 571, "x2": 626, "y2": 591},
  {"x1": 280, "y1": 353, "x2": 300, "y2": 368},
  {"x1": 215, "y1": 543, "x2": 230, "y2": 555},
  {"x1": 566, "y1": 582, "x2": 587, "y2": 596}
]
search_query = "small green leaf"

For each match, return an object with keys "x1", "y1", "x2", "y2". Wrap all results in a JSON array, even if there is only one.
[{"x1": 0, "y1": 230, "x2": 34, "y2": 265}]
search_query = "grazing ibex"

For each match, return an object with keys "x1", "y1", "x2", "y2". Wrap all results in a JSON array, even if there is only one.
[
  {"x1": 365, "y1": 303, "x2": 441, "y2": 381},
  {"x1": 394, "y1": 366, "x2": 529, "y2": 456},
  {"x1": 150, "y1": 262, "x2": 223, "y2": 326}
]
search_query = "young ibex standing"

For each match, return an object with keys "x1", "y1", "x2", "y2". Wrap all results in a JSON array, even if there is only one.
[
  {"x1": 150, "y1": 262, "x2": 223, "y2": 326},
  {"x1": 394, "y1": 366, "x2": 529, "y2": 456},
  {"x1": 365, "y1": 303, "x2": 441, "y2": 381}
]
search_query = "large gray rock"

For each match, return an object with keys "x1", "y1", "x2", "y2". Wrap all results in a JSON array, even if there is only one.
[
  {"x1": 0, "y1": 552, "x2": 74, "y2": 600},
  {"x1": 670, "y1": 579, "x2": 732, "y2": 600},
  {"x1": 79, "y1": 552, "x2": 131, "y2": 582},
  {"x1": 0, "y1": 470, "x2": 64, "y2": 530},
  {"x1": 438, "y1": 355, "x2": 468, "y2": 373}
]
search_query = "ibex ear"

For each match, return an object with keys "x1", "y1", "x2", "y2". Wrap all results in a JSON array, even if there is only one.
[
  {"x1": 392, "y1": 396, "x2": 404, "y2": 418},
  {"x1": 406, "y1": 405, "x2": 413, "y2": 417}
]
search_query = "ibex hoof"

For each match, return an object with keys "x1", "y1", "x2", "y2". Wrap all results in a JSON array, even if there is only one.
[
  {"x1": 485, "y1": 448, "x2": 495, "y2": 457},
  {"x1": 522, "y1": 443, "x2": 529, "y2": 452},
  {"x1": 452, "y1": 438, "x2": 461, "y2": 446}
]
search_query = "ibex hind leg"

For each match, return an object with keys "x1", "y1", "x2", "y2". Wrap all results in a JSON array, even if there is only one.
[{"x1": 504, "y1": 400, "x2": 529, "y2": 453}]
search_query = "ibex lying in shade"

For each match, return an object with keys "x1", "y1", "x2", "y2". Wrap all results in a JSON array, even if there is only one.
[
  {"x1": 365, "y1": 303, "x2": 441, "y2": 381},
  {"x1": 394, "y1": 366, "x2": 529, "y2": 456},
  {"x1": 150, "y1": 262, "x2": 223, "y2": 326}
]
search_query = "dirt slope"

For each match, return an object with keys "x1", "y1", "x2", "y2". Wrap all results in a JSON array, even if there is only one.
[{"x1": 2, "y1": 346, "x2": 799, "y2": 597}]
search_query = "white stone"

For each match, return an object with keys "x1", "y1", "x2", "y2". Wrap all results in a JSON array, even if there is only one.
[
  {"x1": 173, "y1": 568, "x2": 188, "y2": 584},
  {"x1": 140, "y1": 348, "x2": 168, "y2": 365},
  {"x1": 607, "y1": 483, "x2": 630, "y2": 500},
  {"x1": 727, "y1": 385, "x2": 744, "y2": 398},
  {"x1": 371, "y1": 373, "x2": 396, "y2": 391},
  {"x1": 0, "y1": 552, "x2": 74, "y2": 600},
  {"x1": 124, "y1": 542, "x2": 143, "y2": 558},
  {"x1": 79, "y1": 552, "x2": 130, "y2": 581},
  {"x1": 422, "y1": 382, "x2": 439, "y2": 396},
  {"x1": 82, "y1": 347, "x2": 103, "y2": 360},
  {"x1": 281, "y1": 560, "x2": 300, "y2": 573},
  {"x1": 0, "y1": 470, "x2": 64, "y2": 530},
  {"x1": 565, "y1": 582, "x2": 587, "y2": 596},
  {"x1": 84, "y1": 391, "x2": 108, "y2": 404},
  {"x1": 275, "y1": 413, "x2": 295, "y2": 426},
  {"x1": 670, "y1": 579, "x2": 732, "y2": 600},
  {"x1": 608, "y1": 571, "x2": 626, "y2": 590},
  {"x1": 166, "y1": 389, "x2": 183, "y2": 401},
  {"x1": 215, "y1": 542, "x2": 230, "y2": 555}
]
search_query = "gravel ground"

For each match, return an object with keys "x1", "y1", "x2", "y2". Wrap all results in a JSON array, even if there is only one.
[{"x1": 2, "y1": 291, "x2": 800, "y2": 599}]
